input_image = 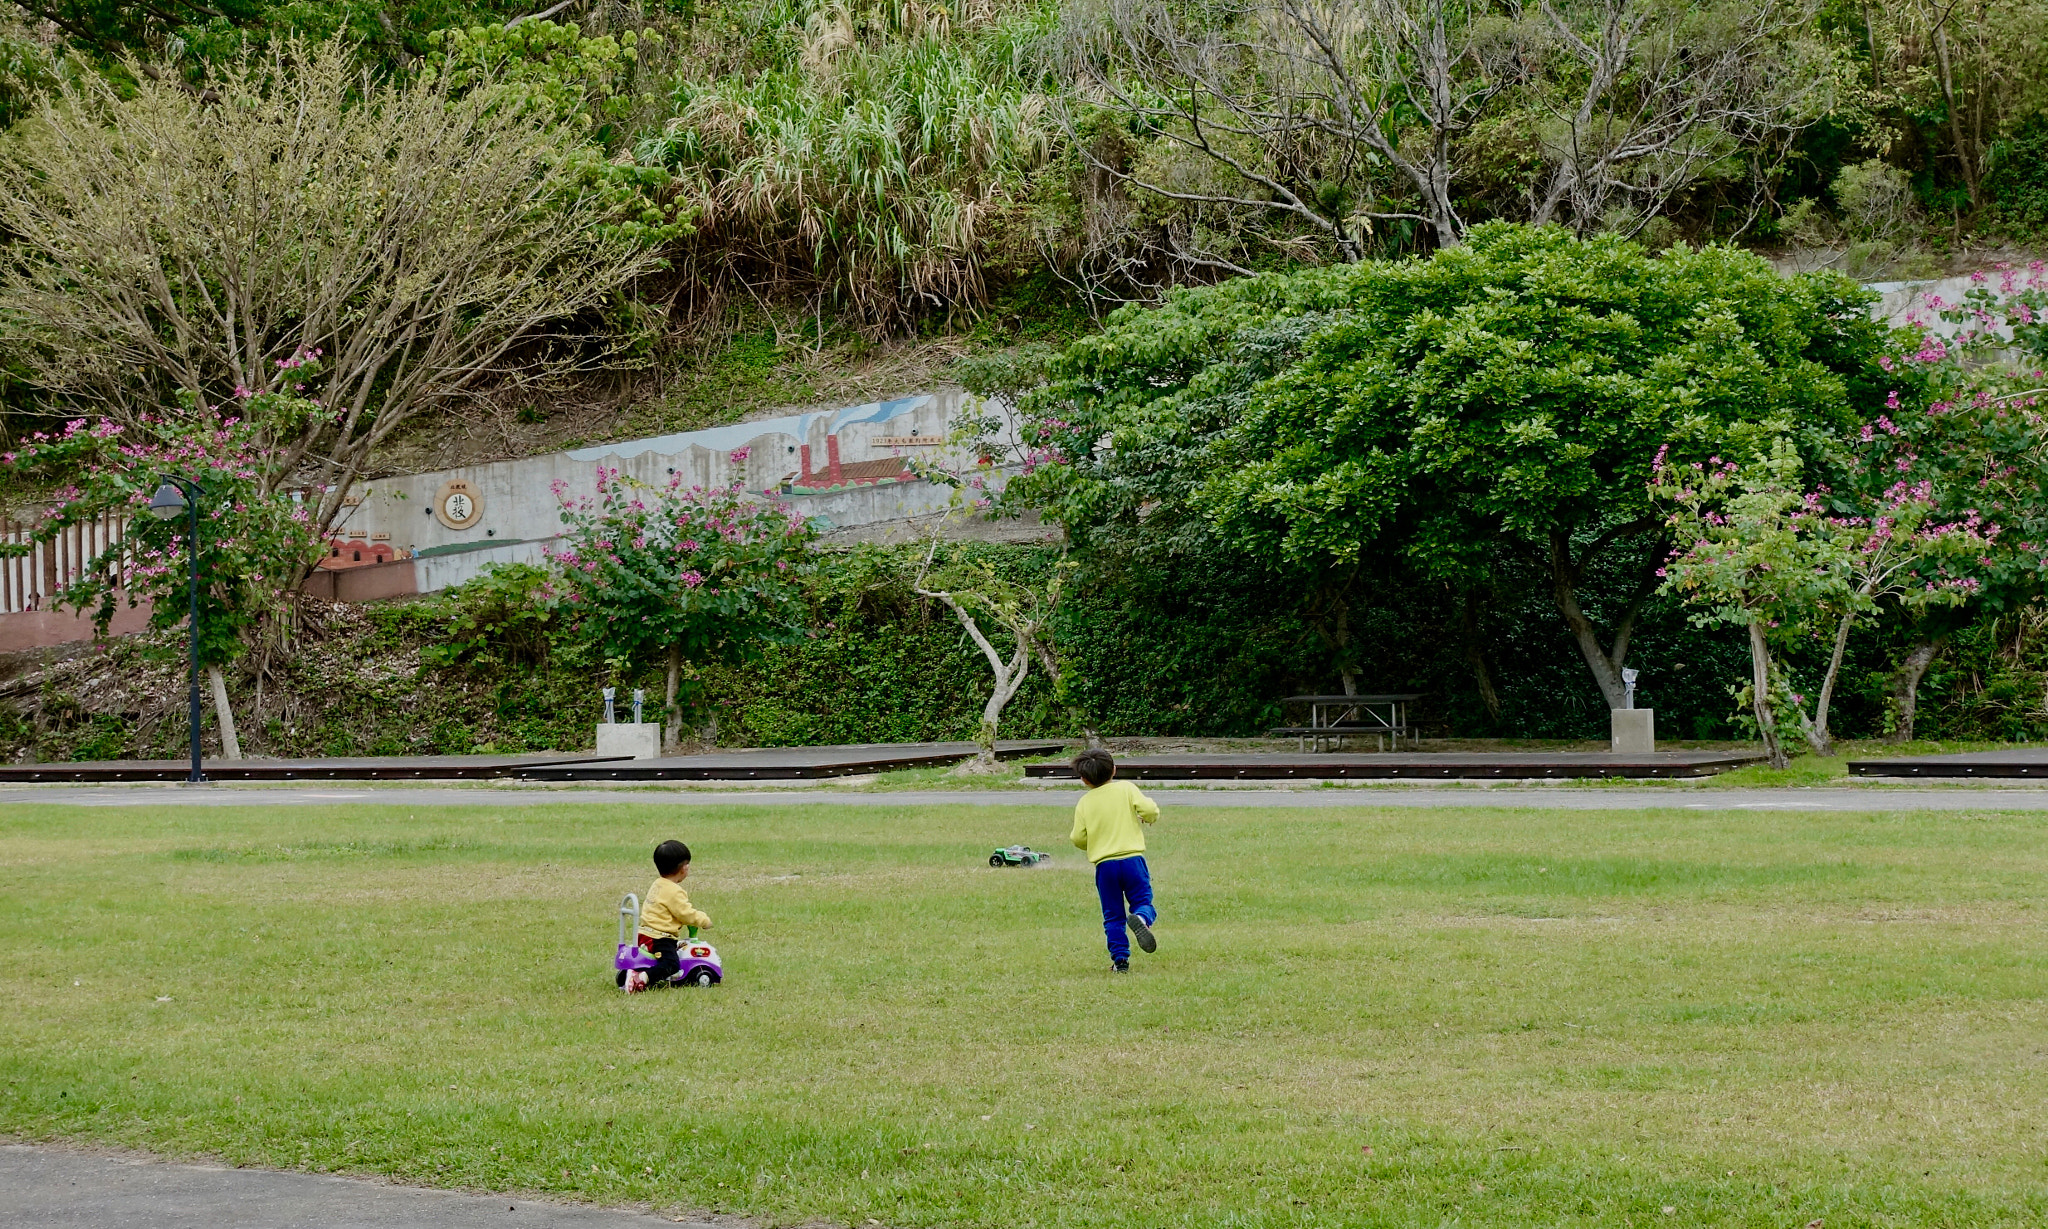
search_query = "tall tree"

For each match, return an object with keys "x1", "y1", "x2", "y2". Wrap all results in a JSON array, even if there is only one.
[
  {"x1": 1064, "y1": 0, "x2": 1530, "y2": 252},
  {"x1": 0, "y1": 36, "x2": 678, "y2": 564},
  {"x1": 1529, "y1": 0, "x2": 1824, "y2": 232},
  {"x1": 1015, "y1": 224, "x2": 1890, "y2": 710}
]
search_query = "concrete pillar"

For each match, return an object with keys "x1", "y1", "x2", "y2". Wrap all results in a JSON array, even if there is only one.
[
  {"x1": 595, "y1": 723, "x2": 663, "y2": 760},
  {"x1": 1610, "y1": 708, "x2": 1655, "y2": 754}
]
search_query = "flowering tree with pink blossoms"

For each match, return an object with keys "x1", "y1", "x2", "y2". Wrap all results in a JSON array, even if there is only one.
[
  {"x1": 1655, "y1": 261, "x2": 2048, "y2": 760},
  {"x1": 549, "y1": 459, "x2": 816, "y2": 750},
  {"x1": 1654, "y1": 437, "x2": 1993, "y2": 767},
  {"x1": 1847, "y1": 262, "x2": 2048, "y2": 736},
  {"x1": 0, "y1": 403, "x2": 325, "y2": 757}
]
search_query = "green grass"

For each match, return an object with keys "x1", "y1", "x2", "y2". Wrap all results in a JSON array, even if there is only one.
[
  {"x1": 1707, "y1": 739, "x2": 2017, "y2": 788},
  {"x1": 3, "y1": 800, "x2": 2046, "y2": 1227}
]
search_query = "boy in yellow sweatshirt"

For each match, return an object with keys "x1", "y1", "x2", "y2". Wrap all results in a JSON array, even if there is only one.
[
  {"x1": 1068, "y1": 749, "x2": 1160, "y2": 972},
  {"x1": 619, "y1": 839, "x2": 714, "y2": 992}
]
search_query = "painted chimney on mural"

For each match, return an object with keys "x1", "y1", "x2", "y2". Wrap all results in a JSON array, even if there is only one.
[
  {"x1": 824, "y1": 434, "x2": 844, "y2": 485},
  {"x1": 798, "y1": 443, "x2": 813, "y2": 485}
]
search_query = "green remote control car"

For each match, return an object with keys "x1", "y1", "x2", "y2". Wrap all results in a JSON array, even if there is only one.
[{"x1": 989, "y1": 844, "x2": 1052, "y2": 867}]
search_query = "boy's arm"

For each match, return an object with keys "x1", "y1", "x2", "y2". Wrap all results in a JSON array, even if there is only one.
[
  {"x1": 1069, "y1": 806, "x2": 1090, "y2": 851},
  {"x1": 1133, "y1": 786, "x2": 1160, "y2": 825},
  {"x1": 677, "y1": 889, "x2": 712, "y2": 930}
]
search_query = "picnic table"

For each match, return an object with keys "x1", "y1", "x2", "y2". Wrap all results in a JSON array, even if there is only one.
[{"x1": 1270, "y1": 694, "x2": 1423, "y2": 752}]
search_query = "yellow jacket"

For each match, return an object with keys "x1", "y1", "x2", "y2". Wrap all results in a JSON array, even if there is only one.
[
  {"x1": 641, "y1": 876, "x2": 712, "y2": 939},
  {"x1": 1070, "y1": 779, "x2": 1159, "y2": 863}
]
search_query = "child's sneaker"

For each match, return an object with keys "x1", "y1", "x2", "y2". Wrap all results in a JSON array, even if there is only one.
[
  {"x1": 1112, "y1": 959, "x2": 1130, "y2": 973},
  {"x1": 625, "y1": 969, "x2": 649, "y2": 993},
  {"x1": 1125, "y1": 913, "x2": 1156, "y2": 954}
]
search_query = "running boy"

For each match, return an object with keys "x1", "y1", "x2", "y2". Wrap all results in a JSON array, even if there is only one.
[
  {"x1": 1068, "y1": 749, "x2": 1160, "y2": 972},
  {"x1": 621, "y1": 839, "x2": 713, "y2": 992}
]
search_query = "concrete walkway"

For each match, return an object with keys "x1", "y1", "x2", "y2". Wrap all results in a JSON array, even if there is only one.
[
  {"x1": 0, "y1": 1144, "x2": 704, "y2": 1228},
  {"x1": 7, "y1": 782, "x2": 2048, "y2": 810}
]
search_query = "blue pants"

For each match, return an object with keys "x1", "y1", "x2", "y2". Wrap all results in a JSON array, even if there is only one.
[{"x1": 1095, "y1": 855, "x2": 1156, "y2": 961}]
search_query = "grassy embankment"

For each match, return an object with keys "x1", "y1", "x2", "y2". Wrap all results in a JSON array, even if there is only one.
[{"x1": 2, "y1": 798, "x2": 2044, "y2": 1226}]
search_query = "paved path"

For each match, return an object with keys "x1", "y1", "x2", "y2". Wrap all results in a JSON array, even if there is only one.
[
  {"x1": 7, "y1": 783, "x2": 2048, "y2": 810},
  {"x1": 0, "y1": 1144, "x2": 704, "y2": 1228}
]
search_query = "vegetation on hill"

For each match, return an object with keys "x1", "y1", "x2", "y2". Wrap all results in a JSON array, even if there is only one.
[
  {"x1": 3, "y1": 1, "x2": 2048, "y2": 752},
  {"x1": 0, "y1": 0, "x2": 2040, "y2": 450}
]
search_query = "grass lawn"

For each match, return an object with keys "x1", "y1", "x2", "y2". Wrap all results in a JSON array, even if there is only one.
[{"x1": 3, "y1": 798, "x2": 2045, "y2": 1227}]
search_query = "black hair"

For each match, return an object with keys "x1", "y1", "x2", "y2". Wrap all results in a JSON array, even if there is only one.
[
  {"x1": 1072, "y1": 749, "x2": 1116, "y2": 788},
  {"x1": 653, "y1": 840, "x2": 692, "y2": 875}
]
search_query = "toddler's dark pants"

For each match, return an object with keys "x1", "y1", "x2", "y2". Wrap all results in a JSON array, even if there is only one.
[
  {"x1": 1094, "y1": 854, "x2": 1156, "y2": 962},
  {"x1": 614, "y1": 936, "x2": 682, "y2": 987}
]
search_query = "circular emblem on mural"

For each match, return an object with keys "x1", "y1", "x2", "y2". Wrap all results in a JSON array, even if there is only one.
[{"x1": 434, "y1": 479, "x2": 484, "y2": 530}]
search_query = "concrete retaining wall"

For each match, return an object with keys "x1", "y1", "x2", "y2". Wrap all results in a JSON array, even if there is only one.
[{"x1": 0, "y1": 597, "x2": 153, "y2": 654}]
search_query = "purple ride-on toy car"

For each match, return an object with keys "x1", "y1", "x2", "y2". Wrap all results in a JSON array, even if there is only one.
[{"x1": 615, "y1": 892, "x2": 723, "y2": 989}]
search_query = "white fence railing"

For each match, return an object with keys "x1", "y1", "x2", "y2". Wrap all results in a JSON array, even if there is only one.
[{"x1": 0, "y1": 512, "x2": 129, "y2": 615}]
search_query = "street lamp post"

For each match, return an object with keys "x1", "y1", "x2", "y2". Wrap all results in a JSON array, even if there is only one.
[{"x1": 148, "y1": 478, "x2": 205, "y2": 784}]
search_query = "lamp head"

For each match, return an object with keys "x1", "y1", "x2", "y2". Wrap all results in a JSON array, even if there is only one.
[{"x1": 148, "y1": 482, "x2": 187, "y2": 521}]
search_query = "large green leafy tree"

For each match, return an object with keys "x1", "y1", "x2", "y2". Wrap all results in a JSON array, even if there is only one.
[{"x1": 1015, "y1": 224, "x2": 1890, "y2": 709}]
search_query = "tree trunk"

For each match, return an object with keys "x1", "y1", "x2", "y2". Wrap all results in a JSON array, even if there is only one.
[
  {"x1": 966, "y1": 657, "x2": 1027, "y2": 773},
  {"x1": 1932, "y1": 21, "x2": 1979, "y2": 206},
  {"x1": 923, "y1": 589, "x2": 1029, "y2": 774},
  {"x1": 1459, "y1": 593, "x2": 1502, "y2": 722},
  {"x1": 1802, "y1": 607, "x2": 1858, "y2": 757},
  {"x1": 206, "y1": 664, "x2": 243, "y2": 760},
  {"x1": 1891, "y1": 639, "x2": 1942, "y2": 742},
  {"x1": 1552, "y1": 551, "x2": 1627, "y2": 710},
  {"x1": 1308, "y1": 583, "x2": 1360, "y2": 696},
  {"x1": 1549, "y1": 530, "x2": 1658, "y2": 712},
  {"x1": 663, "y1": 644, "x2": 682, "y2": 753},
  {"x1": 1748, "y1": 618, "x2": 1789, "y2": 770}
]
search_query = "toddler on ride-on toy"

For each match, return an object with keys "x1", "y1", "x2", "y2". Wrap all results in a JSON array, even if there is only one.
[{"x1": 616, "y1": 839, "x2": 721, "y2": 992}]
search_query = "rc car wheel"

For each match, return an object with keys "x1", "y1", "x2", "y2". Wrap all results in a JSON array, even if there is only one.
[
  {"x1": 990, "y1": 855, "x2": 1005, "y2": 867},
  {"x1": 682, "y1": 967, "x2": 718, "y2": 987}
]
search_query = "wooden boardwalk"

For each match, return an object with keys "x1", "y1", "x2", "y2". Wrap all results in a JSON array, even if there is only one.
[
  {"x1": 0, "y1": 742, "x2": 1065, "y2": 784},
  {"x1": 519, "y1": 741, "x2": 1065, "y2": 781},
  {"x1": 1026, "y1": 750, "x2": 1764, "y2": 780},
  {"x1": 1848, "y1": 747, "x2": 2048, "y2": 778},
  {"x1": 0, "y1": 753, "x2": 626, "y2": 783}
]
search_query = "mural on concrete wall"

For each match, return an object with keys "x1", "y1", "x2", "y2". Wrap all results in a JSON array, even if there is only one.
[{"x1": 331, "y1": 390, "x2": 1014, "y2": 595}]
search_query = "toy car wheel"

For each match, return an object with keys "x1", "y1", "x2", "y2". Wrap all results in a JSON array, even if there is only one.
[
  {"x1": 990, "y1": 855, "x2": 1005, "y2": 867},
  {"x1": 682, "y1": 967, "x2": 718, "y2": 987}
]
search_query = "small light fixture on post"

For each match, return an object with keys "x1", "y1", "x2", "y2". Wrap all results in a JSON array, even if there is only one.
[{"x1": 149, "y1": 478, "x2": 206, "y2": 784}]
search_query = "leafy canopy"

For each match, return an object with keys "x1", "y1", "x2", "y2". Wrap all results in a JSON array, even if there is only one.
[{"x1": 1016, "y1": 224, "x2": 1888, "y2": 580}]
